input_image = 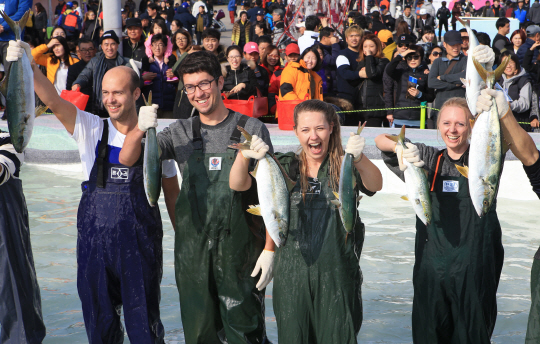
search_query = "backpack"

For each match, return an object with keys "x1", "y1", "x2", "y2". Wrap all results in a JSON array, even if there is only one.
[{"x1": 63, "y1": 12, "x2": 79, "y2": 32}]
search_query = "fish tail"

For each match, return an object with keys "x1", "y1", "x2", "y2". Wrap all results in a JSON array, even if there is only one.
[
  {"x1": 0, "y1": 10, "x2": 29, "y2": 40},
  {"x1": 357, "y1": 121, "x2": 366, "y2": 135},
  {"x1": 228, "y1": 142, "x2": 250, "y2": 150},
  {"x1": 398, "y1": 125, "x2": 406, "y2": 146},
  {"x1": 237, "y1": 126, "x2": 252, "y2": 142},
  {"x1": 493, "y1": 56, "x2": 510, "y2": 81}
]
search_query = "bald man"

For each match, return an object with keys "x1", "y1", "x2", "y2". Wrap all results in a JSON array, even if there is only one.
[{"x1": 7, "y1": 41, "x2": 179, "y2": 344}]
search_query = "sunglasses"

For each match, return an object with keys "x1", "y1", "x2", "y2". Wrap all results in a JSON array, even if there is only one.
[
  {"x1": 431, "y1": 51, "x2": 441, "y2": 56},
  {"x1": 398, "y1": 43, "x2": 410, "y2": 48},
  {"x1": 406, "y1": 54, "x2": 421, "y2": 61}
]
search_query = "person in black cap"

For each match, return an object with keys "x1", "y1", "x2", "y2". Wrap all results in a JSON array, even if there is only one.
[
  {"x1": 72, "y1": 30, "x2": 137, "y2": 117},
  {"x1": 518, "y1": 24, "x2": 540, "y2": 63},
  {"x1": 427, "y1": 30, "x2": 467, "y2": 124},
  {"x1": 371, "y1": 11, "x2": 387, "y2": 34},
  {"x1": 123, "y1": 18, "x2": 146, "y2": 62},
  {"x1": 140, "y1": 12, "x2": 151, "y2": 36},
  {"x1": 396, "y1": 34, "x2": 416, "y2": 56},
  {"x1": 249, "y1": 9, "x2": 268, "y2": 41}
]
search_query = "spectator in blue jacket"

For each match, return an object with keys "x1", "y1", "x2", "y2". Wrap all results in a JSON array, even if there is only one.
[
  {"x1": 515, "y1": 0, "x2": 530, "y2": 27},
  {"x1": 228, "y1": 0, "x2": 236, "y2": 24},
  {"x1": 0, "y1": 0, "x2": 31, "y2": 68},
  {"x1": 517, "y1": 24, "x2": 540, "y2": 64},
  {"x1": 318, "y1": 27, "x2": 343, "y2": 96},
  {"x1": 173, "y1": 6, "x2": 196, "y2": 37}
]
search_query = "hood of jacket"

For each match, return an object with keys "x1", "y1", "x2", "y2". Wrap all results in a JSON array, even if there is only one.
[
  {"x1": 533, "y1": 2, "x2": 540, "y2": 8},
  {"x1": 177, "y1": 6, "x2": 188, "y2": 14}
]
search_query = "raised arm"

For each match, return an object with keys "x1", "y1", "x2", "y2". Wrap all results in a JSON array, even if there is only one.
[
  {"x1": 346, "y1": 132, "x2": 383, "y2": 192},
  {"x1": 118, "y1": 105, "x2": 159, "y2": 166},
  {"x1": 229, "y1": 135, "x2": 268, "y2": 191}
]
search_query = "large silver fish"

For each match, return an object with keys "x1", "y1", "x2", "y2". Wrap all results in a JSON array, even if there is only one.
[
  {"x1": 0, "y1": 10, "x2": 37, "y2": 153},
  {"x1": 386, "y1": 126, "x2": 432, "y2": 225},
  {"x1": 456, "y1": 57, "x2": 509, "y2": 217},
  {"x1": 458, "y1": 17, "x2": 485, "y2": 117},
  {"x1": 332, "y1": 122, "x2": 365, "y2": 233},
  {"x1": 142, "y1": 92, "x2": 161, "y2": 207},
  {"x1": 230, "y1": 127, "x2": 295, "y2": 247}
]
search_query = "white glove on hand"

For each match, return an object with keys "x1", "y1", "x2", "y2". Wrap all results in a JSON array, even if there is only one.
[
  {"x1": 138, "y1": 104, "x2": 159, "y2": 132},
  {"x1": 476, "y1": 88, "x2": 510, "y2": 118},
  {"x1": 6, "y1": 40, "x2": 33, "y2": 63},
  {"x1": 241, "y1": 135, "x2": 269, "y2": 160},
  {"x1": 395, "y1": 142, "x2": 424, "y2": 171},
  {"x1": 345, "y1": 133, "x2": 366, "y2": 162},
  {"x1": 251, "y1": 249, "x2": 274, "y2": 290},
  {"x1": 472, "y1": 45, "x2": 495, "y2": 70}
]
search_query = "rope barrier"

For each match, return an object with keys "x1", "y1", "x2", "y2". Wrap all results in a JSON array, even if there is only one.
[{"x1": 335, "y1": 106, "x2": 440, "y2": 114}]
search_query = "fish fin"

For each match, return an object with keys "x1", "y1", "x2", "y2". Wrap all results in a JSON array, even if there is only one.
[
  {"x1": 272, "y1": 154, "x2": 296, "y2": 192},
  {"x1": 332, "y1": 191, "x2": 340, "y2": 200},
  {"x1": 455, "y1": 164, "x2": 469, "y2": 178},
  {"x1": 228, "y1": 142, "x2": 251, "y2": 151},
  {"x1": 35, "y1": 105, "x2": 47, "y2": 118},
  {"x1": 401, "y1": 195, "x2": 409, "y2": 201},
  {"x1": 472, "y1": 57, "x2": 488, "y2": 83},
  {"x1": 237, "y1": 126, "x2": 252, "y2": 142},
  {"x1": 493, "y1": 56, "x2": 510, "y2": 81},
  {"x1": 398, "y1": 125, "x2": 406, "y2": 144},
  {"x1": 470, "y1": 118, "x2": 475, "y2": 129},
  {"x1": 460, "y1": 78, "x2": 469, "y2": 87},
  {"x1": 331, "y1": 200, "x2": 341, "y2": 207},
  {"x1": 357, "y1": 121, "x2": 367, "y2": 135},
  {"x1": 0, "y1": 10, "x2": 27, "y2": 40},
  {"x1": 357, "y1": 195, "x2": 363, "y2": 203},
  {"x1": 385, "y1": 134, "x2": 399, "y2": 143},
  {"x1": 246, "y1": 205, "x2": 262, "y2": 216}
]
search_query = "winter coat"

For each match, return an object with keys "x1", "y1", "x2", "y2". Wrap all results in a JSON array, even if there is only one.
[
  {"x1": 143, "y1": 56, "x2": 178, "y2": 111},
  {"x1": 31, "y1": 44, "x2": 79, "y2": 84},
  {"x1": 34, "y1": 10, "x2": 47, "y2": 30},
  {"x1": 122, "y1": 37, "x2": 146, "y2": 62},
  {"x1": 485, "y1": 5, "x2": 505, "y2": 17},
  {"x1": 269, "y1": 67, "x2": 284, "y2": 114},
  {"x1": 421, "y1": 2, "x2": 436, "y2": 17},
  {"x1": 514, "y1": 8, "x2": 529, "y2": 23},
  {"x1": 0, "y1": 0, "x2": 32, "y2": 41},
  {"x1": 355, "y1": 55, "x2": 389, "y2": 115},
  {"x1": 517, "y1": 38, "x2": 539, "y2": 65},
  {"x1": 436, "y1": 7, "x2": 451, "y2": 22},
  {"x1": 451, "y1": 4, "x2": 461, "y2": 23},
  {"x1": 73, "y1": 52, "x2": 133, "y2": 112},
  {"x1": 416, "y1": 14, "x2": 436, "y2": 36},
  {"x1": 228, "y1": 0, "x2": 236, "y2": 11},
  {"x1": 173, "y1": 7, "x2": 197, "y2": 35},
  {"x1": 232, "y1": 19, "x2": 251, "y2": 44},
  {"x1": 396, "y1": 13, "x2": 417, "y2": 32},
  {"x1": 384, "y1": 55, "x2": 435, "y2": 120},
  {"x1": 279, "y1": 60, "x2": 323, "y2": 101},
  {"x1": 195, "y1": 12, "x2": 210, "y2": 32},
  {"x1": 320, "y1": 42, "x2": 342, "y2": 95},
  {"x1": 499, "y1": 68, "x2": 534, "y2": 120},
  {"x1": 528, "y1": 2, "x2": 540, "y2": 23},
  {"x1": 223, "y1": 63, "x2": 258, "y2": 100},
  {"x1": 336, "y1": 48, "x2": 361, "y2": 103},
  {"x1": 428, "y1": 53, "x2": 467, "y2": 109}
]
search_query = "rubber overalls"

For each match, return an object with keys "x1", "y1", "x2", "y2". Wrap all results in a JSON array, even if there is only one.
[
  {"x1": 525, "y1": 248, "x2": 540, "y2": 343},
  {"x1": 411, "y1": 151, "x2": 504, "y2": 344},
  {"x1": 77, "y1": 120, "x2": 165, "y2": 344},
  {"x1": 273, "y1": 153, "x2": 365, "y2": 344},
  {"x1": 174, "y1": 115, "x2": 267, "y2": 343},
  {"x1": 0, "y1": 175, "x2": 45, "y2": 344}
]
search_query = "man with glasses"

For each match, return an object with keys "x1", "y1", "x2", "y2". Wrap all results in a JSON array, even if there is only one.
[
  {"x1": 428, "y1": 30, "x2": 468, "y2": 124},
  {"x1": 66, "y1": 39, "x2": 97, "y2": 112},
  {"x1": 119, "y1": 50, "x2": 274, "y2": 343}
]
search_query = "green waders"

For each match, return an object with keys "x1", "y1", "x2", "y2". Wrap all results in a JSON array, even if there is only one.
[
  {"x1": 525, "y1": 248, "x2": 540, "y2": 343},
  {"x1": 412, "y1": 152, "x2": 504, "y2": 344},
  {"x1": 273, "y1": 156, "x2": 364, "y2": 344},
  {"x1": 174, "y1": 116, "x2": 267, "y2": 344}
]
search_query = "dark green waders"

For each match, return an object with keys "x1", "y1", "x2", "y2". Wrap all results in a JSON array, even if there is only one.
[
  {"x1": 174, "y1": 116, "x2": 267, "y2": 344},
  {"x1": 525, "y1": 248, "x2": 540, "y2": 343},
  {"x1": 412, "y1": 152, "x2": 504, "y2": 344},
  {"x1": 273, "y1": 156, "x2": 365, "y2": 344}
]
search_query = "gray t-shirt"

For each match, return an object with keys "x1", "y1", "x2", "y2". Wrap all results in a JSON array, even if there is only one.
[{"x1": 157, "y1": 110, "x2": 274, "y2": 175}]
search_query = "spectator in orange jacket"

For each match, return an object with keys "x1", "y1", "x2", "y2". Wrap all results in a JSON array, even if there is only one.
[{"x1": 279, "y1": 44, "x2": 323, "y2": 101}]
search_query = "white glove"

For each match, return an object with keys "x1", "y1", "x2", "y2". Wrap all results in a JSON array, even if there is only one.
[
  {"x1": 395, "y1": 142, "x2": 424, "y2": 171},
  {"x1": 476, "y1": 88, "x2": 510, "y2": 119},
  {"x1": 138, "y1": 104, "x2": 159, "y2": 132},
  {"x1": 241, "y1": 135, "x2": 269, "y2": 160},
  {"x1": 472, "y1": 45, "x2": 494, "y2": 70},
  {"x1": 6, "y1": 40, "x2": 33, "y2": 63},
  {"x1": 345, "y1": 133, "x2": 365, "y2": 162},
  {"x1": 251, "y1": 249, "x2": 274, "y2": 290}
]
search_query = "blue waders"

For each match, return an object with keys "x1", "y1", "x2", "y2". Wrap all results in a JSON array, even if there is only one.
[
  {"x1": 412, "y1": 151, "x2": 504, "y2": 344},
  {"x1": 77, "y1": 120, "x2": 165, "y2": 343},
  {"x1": 0, "y1": 177, "x2": 45, "y2": 344},
  {"x1": 174, "y1": 116, "x2": 268, "y2": 343}
]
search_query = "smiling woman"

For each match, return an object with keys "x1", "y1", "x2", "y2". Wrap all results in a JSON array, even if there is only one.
[{"x1": 375, "y1": 97, "x2": 505, "y2": 343}]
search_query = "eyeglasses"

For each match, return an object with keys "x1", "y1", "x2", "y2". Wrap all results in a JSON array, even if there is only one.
[
  {"x1": 177, "y1": 37, "x2": 187, "y2": 42},
  {"x1": 431, "y1": 51, "x2": 441, "y2": 56},
  {"x1": 398, "y1": 43, "x2": 410, "y2": 48},
  {"x1": 80, "y1": 48, "x2": 95, "y2": 53},
  {"x1": 228, "y1": 55, "x2": 242, "y2": 60},
  {"x1": 406, "y1": 54, "x2": 421, "y2": 61},
  {"x1": 184, "y1": 77, "x2": 217, "y2": 94},
  {"x1": 267, "y1": 54, "x2": 279, "y2": 59},
  {"x1": 152, "y1": 43, "x2": 166, "y2": 48}
]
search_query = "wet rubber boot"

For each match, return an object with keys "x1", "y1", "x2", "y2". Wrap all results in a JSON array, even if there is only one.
[{"x1": 525, "y1": 251, "x2": 540, "y2": 343}]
